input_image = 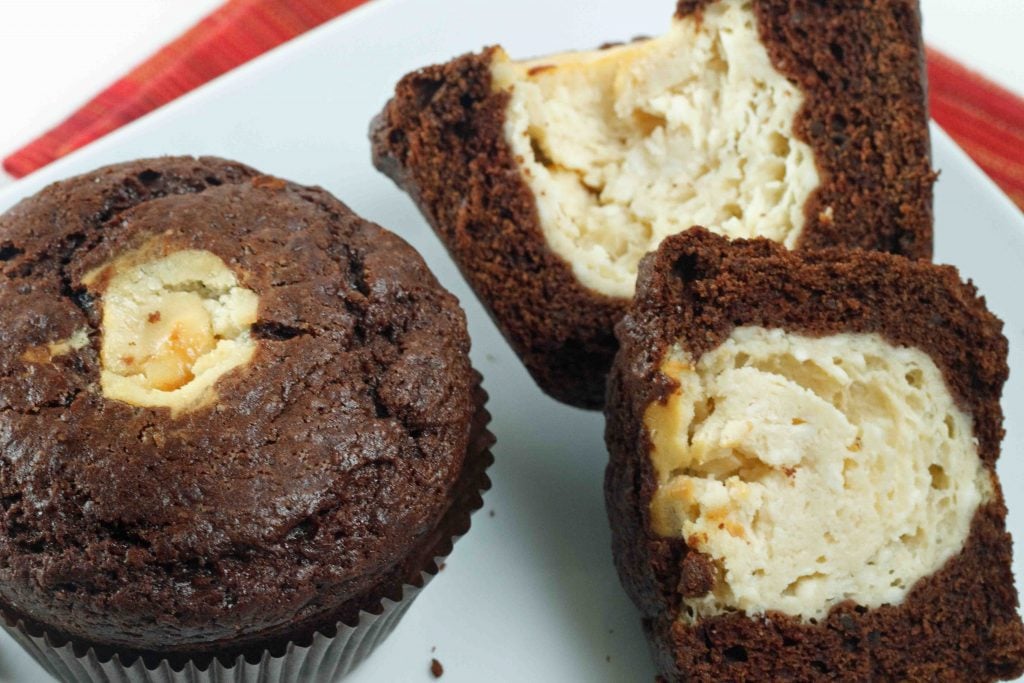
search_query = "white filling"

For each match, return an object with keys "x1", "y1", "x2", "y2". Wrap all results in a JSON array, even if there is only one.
[
  {"x1": 492, "y1": 0, "x2": 820, "y2": 299},
  {"x1": 645, "y1": 327, "x2": 990, "y2": 622},
  {"x1": 20, "y1": 328, "x2": 90, "y2": 365},
  {"x1": 84, "y1": 246, "x2": 259, "y2": 415}
]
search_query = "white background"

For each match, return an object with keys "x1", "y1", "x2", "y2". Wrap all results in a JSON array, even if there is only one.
[{"x1": 0, "y1": 0, "x2": 1021, "y2": 189}]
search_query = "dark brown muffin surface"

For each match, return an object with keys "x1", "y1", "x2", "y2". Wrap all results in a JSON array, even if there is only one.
[
  {"x1": 605, "y1": 229, "x2": 1024, "y2": 681},
  {"x1": 372, "y1": 0, "x2": 935, "y2": 409},
  {"x1": 0, "y1": 157, "x2": 480, "y2": 661}
]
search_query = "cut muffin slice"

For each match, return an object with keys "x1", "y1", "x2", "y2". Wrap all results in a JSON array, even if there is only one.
[
  {"x1": 604, "y1": 228, "x2": 1024, "y2": 681},
  {"x1": 372, "y1": 0, "x2": 935, "y2": 408}
]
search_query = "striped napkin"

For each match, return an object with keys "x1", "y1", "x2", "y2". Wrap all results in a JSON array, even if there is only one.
[
  {"x1": 927, "y1": 49, "x2": 1024, "y2": 209},
  {"x1": 4, "y1": 0, "x2": 1023, "y2": 211}
]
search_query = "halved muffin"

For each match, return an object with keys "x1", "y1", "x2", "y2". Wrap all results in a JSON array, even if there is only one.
[
  {"x1": 372, "y1": 0, "x2": 935, "y2": 408},
  {"x1": 605, "y1": 228, "x2": 1024, "y2": 680}
]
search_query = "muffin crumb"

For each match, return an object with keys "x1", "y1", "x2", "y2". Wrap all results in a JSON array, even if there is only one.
[
  {"x1": 430, "y1": 658, "x2": 444, "y2": 678},
  {"x1": 251, "y1": 175, "x2": 286, "y2": 190}
]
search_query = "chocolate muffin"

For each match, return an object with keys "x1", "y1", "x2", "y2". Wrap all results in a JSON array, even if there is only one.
[
  {"x1": 371, "y1": 0, "x2": 935, "y2": 409},
  {"x1": 604, "y1": 228, "x2": 1024, "y2": 681},
  {"x1": 0, "y1": 157, "x2": 493, "y2": 681}
]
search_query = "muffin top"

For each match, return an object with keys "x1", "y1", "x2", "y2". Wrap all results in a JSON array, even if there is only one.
[{"x1": 0, "y1": 157, "x2": 475, "y2": 656}]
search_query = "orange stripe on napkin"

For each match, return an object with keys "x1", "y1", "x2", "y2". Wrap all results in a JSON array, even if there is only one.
[{"x1": 3, "y1": 4, "x2": 1024, "y2": 214}]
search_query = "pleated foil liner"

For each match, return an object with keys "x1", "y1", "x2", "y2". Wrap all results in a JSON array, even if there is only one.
[
  {"x1": 0, "y1": 377, "x2": 494, "y2": 683},
  {"x1": 1, "y1": 578, "x2": 422, "y2": 683}
]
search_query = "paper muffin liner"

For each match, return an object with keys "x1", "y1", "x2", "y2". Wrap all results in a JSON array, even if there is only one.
[
  {"x1": 1, "y1": 378, "x2": 494, "y2": 683},
  {"x1": 2, "y1": 586, "x2": 417, "y2": 683}
]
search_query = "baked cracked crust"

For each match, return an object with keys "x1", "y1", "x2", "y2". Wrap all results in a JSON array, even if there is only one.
[
  {"x1": 371, "y1": 0, "x2": 934, "y2": 409},
  {"x1": 604, "y1": 228, "x2": 1024, "y2": 681},
  {"x1": 0, "y1": 156, "x2": 493, "y2": 664}
]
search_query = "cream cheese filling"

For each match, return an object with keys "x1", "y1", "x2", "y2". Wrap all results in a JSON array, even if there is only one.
[
  {"x1": 646, "y1": 327, "x2": 990, "y2": 622},
  {"x1": 492, "y1": 0, "x2": 820, "y2": 299},
  {"x1": 84, "y1": 244, "x2": 259, "y2": 415}
]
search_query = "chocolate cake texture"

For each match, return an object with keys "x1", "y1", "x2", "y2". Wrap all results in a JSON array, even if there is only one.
[
  {"x1": 604, "y1": 228, "x2": 1024, "y2": 681},
  {"x1": 0, "y1": 156, "x2": 493, "y2": 668},
  {"x1": 372, "y1": 0, "x2": 935, "y2": 408}
]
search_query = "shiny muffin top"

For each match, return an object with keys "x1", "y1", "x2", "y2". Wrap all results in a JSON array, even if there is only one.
[{"x1": 0, "y1": 157, "x2": 475, "y2": 657}]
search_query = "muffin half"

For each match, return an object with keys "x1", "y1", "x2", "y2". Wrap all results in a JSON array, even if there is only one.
[
  {"x1": 605, "y1": 229, "x2": 1024, "y2": 680},
  {"x1": 372, "y1": 0, "x2": 935, "y2": 408},
  {"x1": 0, "y1": 157, "x2": 493, "y2": 681}
]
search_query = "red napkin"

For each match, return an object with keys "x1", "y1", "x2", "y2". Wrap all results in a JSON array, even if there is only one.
[
  {"x1": 1, "y1": 0, "x2": 370, "y2": 179},
  {"x1": 4, "y1": 0, "x2": 1023, "y2": 212},
  {"x1": 927, "y1": 49, "x2": 1024, "y2": 209}
]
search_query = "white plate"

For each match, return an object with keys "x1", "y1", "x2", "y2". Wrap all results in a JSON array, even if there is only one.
[{"x1": 0, "y1": 1, "x2": 1021, "y2": 680}]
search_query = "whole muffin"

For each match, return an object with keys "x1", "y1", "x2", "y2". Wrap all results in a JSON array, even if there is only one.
[
  {"x1": 0, "y1": 157, "x2": 492, "y2": 681},
  {"x1": 605, "y1": 229, "x2": 1024, "y2": 681}
]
